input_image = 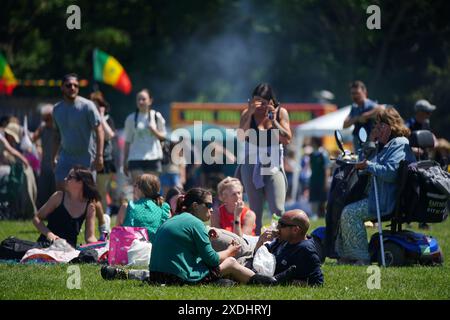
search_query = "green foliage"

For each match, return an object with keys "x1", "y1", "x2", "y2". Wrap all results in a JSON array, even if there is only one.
[{"x1": 1, "y1": 0, "x2": 449, "y2": 137}]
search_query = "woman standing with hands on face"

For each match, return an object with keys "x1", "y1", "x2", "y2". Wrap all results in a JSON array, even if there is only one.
[
  {"x1": 123, "y1": 89, "x2": 167, "y2": 183},
  {"x1": 237, "y1": 83, "x2": 292, "y2": 235}
]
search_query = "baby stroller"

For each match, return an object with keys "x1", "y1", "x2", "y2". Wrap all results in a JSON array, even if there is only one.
[{"x1": 312, "y1": 129, "x2": 448, "y2": 266}]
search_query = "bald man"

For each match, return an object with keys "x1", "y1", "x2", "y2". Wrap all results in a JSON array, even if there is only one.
[{"x1": 254, "y1": 209, "x2": 324, "y2": 286}]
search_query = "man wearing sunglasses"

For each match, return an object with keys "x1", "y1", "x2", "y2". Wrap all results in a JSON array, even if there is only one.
[
  {"x1": 52, "y1": 73, "x2": 104, "y2": 190},
  {"x1": 253, "y1": 209, "x2": 324, "y2": 286},
  {"x1": 52, "y1": 74, "x2": 108, "y2": 233}
]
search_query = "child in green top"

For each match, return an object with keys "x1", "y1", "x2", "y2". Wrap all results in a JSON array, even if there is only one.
[{"x1": 116, "y1": 174, "x2": 170, "y2": 242}]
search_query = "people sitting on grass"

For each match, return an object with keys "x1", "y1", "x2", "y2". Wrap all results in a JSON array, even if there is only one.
[
  {"x1": 254, "y1": 209, "x2": 324, "y2": 286},
  {"x1": 101, "y1": 188, "x2": 297, "y2": 286},
  {"x1": 115, "y1": 174, "x2": 170, "y2": 242},
  {"x1": 210, "y1": 177, "x2": 256, "y2": 236},
  {"x1": 33, "y1": 166, "x2": 99, "y2": 248}
]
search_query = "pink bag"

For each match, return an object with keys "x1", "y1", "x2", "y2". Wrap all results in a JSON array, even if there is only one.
[{"x1": 108, "y1": 226, "x2": 149, "y2": 266}]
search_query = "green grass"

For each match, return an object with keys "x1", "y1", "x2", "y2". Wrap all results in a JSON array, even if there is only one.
[{"x1": 1, "y1": 218, "x2": 450, "y2": 300}]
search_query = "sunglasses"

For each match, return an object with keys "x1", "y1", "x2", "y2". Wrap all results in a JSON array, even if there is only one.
[
  {"x1": 66, "y1": 174, "x2": 78, "y2": 181},
  {"x1": 277, "y1": 220, "x2": 299, "y2": 229},
  {"x1": 202, "y1": 202, "x2": 214, "y2": 209},
  {"x1": 65, "y1": 83, "x2": 79, "y2": 89}
]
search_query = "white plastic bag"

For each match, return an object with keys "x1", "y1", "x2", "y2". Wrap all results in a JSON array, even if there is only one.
[
  {"x1": 20, "y1": 115, "x2": 34, "y2": 152},
  {"x1": 127, "y1": 239, "x2": 152, "y2": 267},
  {"x1": 252, "y1": 245, "x2": 276, "y2": 277}
]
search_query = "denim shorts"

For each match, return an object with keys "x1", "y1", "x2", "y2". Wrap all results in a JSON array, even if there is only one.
[{"x1": 54, "y1": 153, "x2": 91, "y2": 183}]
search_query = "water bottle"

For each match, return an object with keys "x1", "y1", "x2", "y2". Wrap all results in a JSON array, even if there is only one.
[{"x1": 270, "y1": 214, "x2": 280, "y2": 230}]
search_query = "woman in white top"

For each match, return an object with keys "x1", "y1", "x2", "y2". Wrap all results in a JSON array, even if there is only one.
[{"x1": 123, "y1": 89, "x2": 167, "y2": 183}]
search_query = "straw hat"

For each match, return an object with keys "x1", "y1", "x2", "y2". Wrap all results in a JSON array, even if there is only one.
[{"x1": 4, "y1": 122, "x2": 21, "y2": 143}]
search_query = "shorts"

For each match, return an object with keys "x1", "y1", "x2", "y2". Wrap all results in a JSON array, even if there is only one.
[
  {"x1": 128, "y1": 160, "x2": 162, "y2": 173},
  {"x1": 55, "y1": 153, "x2": 91, "y2": 183},
  {"x1": 97, "y1": 160, "x2": 117, "y2": 174}
]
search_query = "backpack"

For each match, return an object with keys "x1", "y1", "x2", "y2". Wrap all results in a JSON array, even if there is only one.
[
  {"x1": 134, "y1": 110, "x2": 171, "y2": 164},
  {"x1": 400, "y1": 161, "x2": 449, "y2": 223},
  {"x1": 0, "y1": 236, "x2": 50, "y2": 261},
  {"x1": 151, "y1": 111, "x2": 173, "y2": 166},
  {"x1": 160, "y1": 139, "x2": 173, "y2": 166}
]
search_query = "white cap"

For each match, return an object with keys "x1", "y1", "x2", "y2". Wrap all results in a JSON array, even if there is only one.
[{"x1": 414, "y1": 99, "x2": 436, "y2": 113}]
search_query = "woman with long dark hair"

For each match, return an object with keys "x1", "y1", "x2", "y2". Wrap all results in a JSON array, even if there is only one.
[
  {"x1": 237, "y1": 83, "x2": 292, "y2": 234},
  {"x1": 33, "y1": 165, "x2": 100, "y2": 247}
]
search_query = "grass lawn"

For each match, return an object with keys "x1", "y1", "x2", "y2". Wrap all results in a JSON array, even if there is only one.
[{"x1": 0, "y1": 217, "x2": 449, "y2": 300}]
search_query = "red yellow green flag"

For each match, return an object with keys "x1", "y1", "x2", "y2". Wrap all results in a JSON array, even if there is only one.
[
  {"x1": 93, "y1": 49, "x2": 132, "y2": 94},
  {"x1": 0, "y1": 53, "x2": 18, "y2": 95}
]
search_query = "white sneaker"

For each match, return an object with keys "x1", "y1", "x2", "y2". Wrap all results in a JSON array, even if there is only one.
[{"x1": 99, "y1": 214, "x2": 111, "y2": 234}]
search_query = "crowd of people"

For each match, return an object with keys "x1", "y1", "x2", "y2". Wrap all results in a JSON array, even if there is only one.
[{"x1": 0, "y1": 74, "x2": 448, "y2": 284}]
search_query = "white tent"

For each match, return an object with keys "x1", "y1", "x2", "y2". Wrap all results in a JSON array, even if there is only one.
[
  {"x1": 295, "y1": 105, "x2": 353, "y2": 137},
  {"x1": 290, "y1": 106, "x2": 354, "y2": 198}
]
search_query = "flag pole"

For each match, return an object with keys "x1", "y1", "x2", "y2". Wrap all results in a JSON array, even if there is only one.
[{"x1": 92, "y1": 48, "x2": 99, "y2": 93}]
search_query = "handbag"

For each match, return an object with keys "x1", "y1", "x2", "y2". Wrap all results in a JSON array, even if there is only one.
[{"x1": 108, "y1": 226, "x2": 149, "y2": 266}]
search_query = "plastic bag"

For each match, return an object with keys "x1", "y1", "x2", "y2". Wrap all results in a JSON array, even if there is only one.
[
  {"x1": 20, "y1": 116, "x2": 34, "y2": 152},
  {"x1": 252, "y1": 245, "x2": 276, "y2": 277},
  {"x1": 127, "y1": 239, "x2": 152, "y2": 267}
]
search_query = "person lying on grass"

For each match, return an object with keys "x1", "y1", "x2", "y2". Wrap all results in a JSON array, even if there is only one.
[
  {"x1": 101, "y1": 188, "x2": 296, "y2": 285},
  {"x1": 33, "y1": 166, "x2": 99, "y2": 248}
]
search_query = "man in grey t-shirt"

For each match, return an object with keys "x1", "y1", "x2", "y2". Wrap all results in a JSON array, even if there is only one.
[{"x1": 52, "y1": 73, "x2": 104, "y2": 190}]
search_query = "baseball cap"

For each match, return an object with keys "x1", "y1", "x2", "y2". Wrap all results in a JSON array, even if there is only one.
[{"x1": 414, "y1": 99, "x2": 436, "y2": 113}]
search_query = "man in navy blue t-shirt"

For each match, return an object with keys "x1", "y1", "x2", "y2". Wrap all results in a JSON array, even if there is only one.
[
  {"x1": 343, "y1": 81, "x2": 381, "y2": 153},
  {"x1": 254, "y1": 210, "x2": 324, "y2": 286}
]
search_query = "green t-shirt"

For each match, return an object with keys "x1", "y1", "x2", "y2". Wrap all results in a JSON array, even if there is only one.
[
  {"x1": 150, "y1": 212, "x2": 220, "y2": 282},
  {"x1": 122, "y1": 199, "x2": 170, "y2": 243}
]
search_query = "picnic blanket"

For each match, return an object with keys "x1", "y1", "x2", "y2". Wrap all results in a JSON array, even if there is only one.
[{"x1": 20, "y1": 239, "x2": 108, "y2": 264}]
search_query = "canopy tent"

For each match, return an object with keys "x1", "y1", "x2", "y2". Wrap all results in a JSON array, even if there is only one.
[
  {"x1": 290, "y1": 106, "x2": 354, "y2": 199},
  {"x1": 295, "y1": 105, "x2": 353, "y2": 137},
  {"x1": 169, "y1": 123, "x2": 241, "y2": 178}
]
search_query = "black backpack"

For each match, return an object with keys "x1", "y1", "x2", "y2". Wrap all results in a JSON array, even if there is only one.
[
  {"x1": 134, "y1": 110, "x2": 171, "y2": 165},
  {"x1": 401, "y1": 161, "x2": 449, "y2": 223},
  {"x1": 0, "y1": 237, "x2": 50, "y2": 261}
]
